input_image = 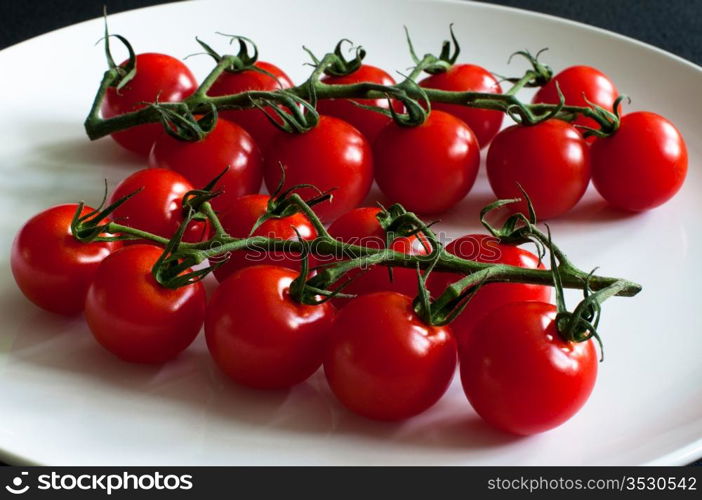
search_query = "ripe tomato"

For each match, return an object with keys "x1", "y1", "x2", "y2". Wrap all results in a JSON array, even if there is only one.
[
  {"x1": 428, "y1": 234, "x2": 550, "y2": 347},
  {"x1": 486, "y1": 119, "x2": 590, "y2": 220},
  {"x1": 327, "y1": 207, "x2": 430, "y2": 301},
  {"x1": 148, "y1": 118, "x2": 263, "y2": 212},
  {"x1": 205, "y1": 265, "x2": 336, "y2": 389},
  {"x1": 316, "y1": 65, "x2": 401, "y2": 143},
  {"x1": 374, "y1": 110, "x2": 480, "y2": 215},
  {"x1": 324, "y1": 292, "x2": 456, "y2": 420},
  {"x1": 591, "y1": 111, "x2": 687, "y2": 211},
  {"x1": 419, "y1": 64, "x2": 504, "y2": 147},
  {"x1": 208, "y1": 61, "x2": 294, "y2": 151},
  {"x1": 532, "y1": 65, "x2": 618, "y2": 134},
  {"x1": 460, "y1": 302, "x2": 598, "y2": 435},
  {"x1": 212, "y1": 194, "x2": 318, "y2": 282},
  {"x1": 84, "y1": 244, "x2": 206, "y2": 364},
  {"x1": 263, "y1": 115, "x2": 373, "y2": 223},
  {"x1": 101, "y1": 53, "x2": 198, "y2": 156},
  {"x1": 110, "y1": 168, "x2": 209, "y2": 243},
  {"x1": 11, "y1": 204, "x2": 121, "y2": 315}
]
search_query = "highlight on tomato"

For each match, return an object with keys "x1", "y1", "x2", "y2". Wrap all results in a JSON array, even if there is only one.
[
  {"x1": 101, "y1": 53, "x2": 198, "y2": 156},
  {"x1": 205, "y1": 265, "x2": 336, "y2": 389},
  {"x1": 11, "y1": 204, "x2": 121, "y2": 316},
  {"x1": 324, "y1": 291, "x2": 456, "y2": 421},
  {"x1": 84, "y1": 244, "x2": 207, "y2": 364},
  {"x1": 459, "y1": 302, "x2": 598, "y2": 435}
]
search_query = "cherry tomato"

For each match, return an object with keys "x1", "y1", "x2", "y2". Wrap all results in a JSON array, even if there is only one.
[
  {"x1": 212, "y1": 194, "x2": 318, "y2": 282},
  {"x1": 374, "y1": 110, "x2": 480, "y2": 215},
  {"x1": 460, "y1": 302, "x2": 597, "y2": 435},
  {"x1": 101, "y1": 53, "x2": 198, "y2": 156},
  {"x1": 429, "y1": 234, "x2": 550, "y2": 347},
  {"x1": 532, "y1": 65, "x2": 618, "y2": 134},
  {"x1": 110, "y1": 168, "x2": 209, "y2": 243},
  {"x1": 148, "y1": 118, "x2": 263, "y2": 212},
  {"x1": 316, "y1": 65, "x2": 401, "y2": 143},
  {"x1": 208, "y1": 61, "x2": 294, "y2": 151},
  {"x1": 324, "y1": 292, "x2": 456, "y2": 420},
  {"x1": 591, "y1": 111, "x2": 687, "y2": 211},
  {"x1": 263, "y1": 115, "x2": 373, "y2": 223},
  {"x1": 84, "y1": 244, "x2": 206, "y2": 364},
  {"x1": 205, "y1": 265, "x2": 336, "y2": 389},
  {"x1": 420, "y1": 64, "x2": 504, "y2": 147},
  {"x1": 327, "y1": 207, "x2": 430, "y2": 302},
  {"x1": 11, "y1": 204, "x2": 121, "y2": 315},
  {"x1": 486, "y1": 119, "x2": 590, "y2": 220}
]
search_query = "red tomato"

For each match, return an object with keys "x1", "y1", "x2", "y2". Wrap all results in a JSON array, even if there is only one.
[
  {"x1": 460, "y1": 302, "x2": 598, "y2": 435},
  {"x1": 429, "y1": 234, "x2": 550, "y2": 347},
  {"x1": 327, "y1": 207, "x2": 430, "y2": 301},
  {"x1": 374, "y1": 110, "x2": 480, "y2": 215},
  {"x1": 101, "y1": 53, "x2": 198, "y2": 156},
  {"x1": 148, "y1": 118, "x2": 263, "y2": 212},
  {"x1": 591, "y1": 111, "x2": 687, "y2": 211},
  {"x1": 84, "y1": 244, "x2": 206, "y2": 364},
  {"x1": 532, "y1": 65, "x2": 618, "y2": 134},
  {"x1": 205, "y1": 265, "x2": 336, "y2": 389},
  {"x1": 212, "y1": 194, "x2": 318, "y2": 282},
  {"x1": 11, "y1": 204, "x2": 121, "y2": 315},
  {"x1": 110, "y1": 168, "x2": 209, "y2": 243},
  {"x1": 263, "y1": 115, "x2": 373, "y2": 223},
  {"x1": 317, "y1": 65, "x2": 401, "y2": 143},
  {"x1": 324, "y1": 292, "x2": 456, "y2": 420},
  {"x1": 208, "y1": 61, "x2": 294, "y2": 151},
  {"x1": 419, "y1": 64, "x2": 504, "y2": 147},
  {"x1": 486, "y1": 119, "x2": 590, "y2": 220}
]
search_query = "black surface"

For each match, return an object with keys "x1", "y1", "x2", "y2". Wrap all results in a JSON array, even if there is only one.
[{"x1": 0, "y1": 0, "x2": 699, "y2": 466}]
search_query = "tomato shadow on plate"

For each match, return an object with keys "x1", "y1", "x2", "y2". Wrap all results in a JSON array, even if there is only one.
[
  {"x1": 562, "y1": 197, "x2": 641, "y2": 224},
  {"x1": 28, "y1": 136, "x2": 144, "y2": 171},
  {"x1": 6, "y1": 291, "x2": 520, "y2": 454}
]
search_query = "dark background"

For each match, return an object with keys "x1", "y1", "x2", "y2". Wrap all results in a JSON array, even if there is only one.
[{"x1": 0, "y1": 0, "x2": 699, "y2": 466}]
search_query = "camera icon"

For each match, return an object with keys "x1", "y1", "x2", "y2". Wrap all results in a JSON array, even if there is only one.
[{"x1": 5, "y1": 472, "x2": 29, "y2": 495}]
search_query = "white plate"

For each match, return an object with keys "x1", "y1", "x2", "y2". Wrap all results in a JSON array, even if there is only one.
[{"x1": 0, "y1": 0, "x2": 700, "y2": 466}]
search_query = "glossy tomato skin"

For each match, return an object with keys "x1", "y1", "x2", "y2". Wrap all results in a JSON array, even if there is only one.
[
  {"x1": 533, "y1": 65, "x2": 618, "y2": 133},
  {"x1": 263, "y1": 115, "x2": 373, "y2": 223},
  {"x1": 324, "y1": 292, "x2": 456, "y2": 421},
  {"x1": 429, "y1": 234, "x2": 550, "y2": 347},
  {"x1": 374, "y1": 110, "x2": 480, "y2": 215},
  {"x1": 208, "y1": 62, "x2": 294, "y2": 151},
  {"x1": 110, "y1": 168, "x2": 209, "y2": 243},
  {"x1": 148, "y1": 118, "x2": 263, "y2": 213},
  {"x1": 327, "y1": 207, "x2": 430, "y2": 301},
  {"x1": 11, "y1": 204, "x2": 121, "y2": 316},
  {"x1": 317, "y1": 65, "x2": 401, "y2": 143},
  {"x1": 420, "y1": 64, "x2": 504, "y2": 147},
  {"x1": 205, "y1": 265, "x2": 336, "y2": 389},
  {"x1": 101, "y1": 53, "x2": 198, "y2": 156},
  {"x1": 591, "y1": 112, "x2": 687, "y2": 211},
  {"x1": 212, "y1": 194, "x2": 318, "y2": 282},
  {"x1": 486, "y1": 119, "x2": 590, "y2": 220},
  {"x1": 85, "y1": 244, "x2": 206, "y2": 364},
  {"x1": 460, "y1": 302, "x2": 597, "y2": 435}
]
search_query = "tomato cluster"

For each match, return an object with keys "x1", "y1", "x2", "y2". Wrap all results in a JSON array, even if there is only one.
[{"x1": 9, "y1": 39, "x2": 673, "y2": 437}]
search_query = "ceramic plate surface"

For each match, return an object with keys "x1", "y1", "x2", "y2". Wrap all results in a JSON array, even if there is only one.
[{"x1": 0, "y1": 0, "x2": 700, "y2": 465}]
